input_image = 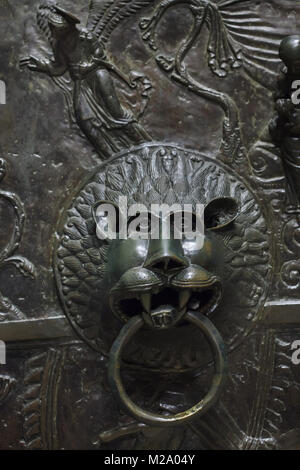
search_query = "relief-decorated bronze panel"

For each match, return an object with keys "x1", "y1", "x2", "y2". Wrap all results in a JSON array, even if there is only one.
[{"x1": 0, "y1": 0, "x2": 300, "y2": 450}]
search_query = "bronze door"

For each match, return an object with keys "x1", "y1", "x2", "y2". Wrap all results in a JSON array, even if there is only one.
[{"x1": 1, "y1": 0, "x2": 300, "y2": 450}]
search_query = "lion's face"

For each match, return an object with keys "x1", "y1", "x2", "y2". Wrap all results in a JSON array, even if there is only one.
[
  {"x1": 100, "y1": 197, "x2": 239, "y2": 331},
  {"x1": 55, "y1": 144, "x2": 271, "y2": 372}
]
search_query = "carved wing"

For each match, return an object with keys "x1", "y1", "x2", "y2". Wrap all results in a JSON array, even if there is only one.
[
  {"x1": 140, "y1": 0, "x2": 297, "y2": 88},
  {"x1": 217, "y1": 0, "x2": 294, "y2": 87},
  {"x1": 86, "y1": 0, "x2": 114, "y2": 32},
  {"x1": 86, "y1": 0, "x2": 153, "y2": 46},
  {"x1": 36, "y1": 1, "x2": 57, "y2": 46}
]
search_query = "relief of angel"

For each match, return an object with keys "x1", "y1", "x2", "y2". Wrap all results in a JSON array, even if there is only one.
[{"x1": 20, "y1": 2, "x2": 152, "y2": 160}]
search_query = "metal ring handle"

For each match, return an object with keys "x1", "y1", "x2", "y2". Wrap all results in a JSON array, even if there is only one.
[{"x1": 108, "y1": 311, "x2": 227, "y2": 427}]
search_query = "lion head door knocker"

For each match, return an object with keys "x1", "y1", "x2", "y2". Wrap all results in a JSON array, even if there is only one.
[{"x1": 55, "y1": 144, "x2": 270, "y2": 427}]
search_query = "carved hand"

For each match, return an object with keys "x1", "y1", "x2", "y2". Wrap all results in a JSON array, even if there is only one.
[{"x1": 19, "y1": 56, "x2": 48, "y2": 73}]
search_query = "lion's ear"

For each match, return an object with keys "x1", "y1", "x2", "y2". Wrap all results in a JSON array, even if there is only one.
[{"x1": 204, "y1": 197, "x2": 239, "y2": 231}]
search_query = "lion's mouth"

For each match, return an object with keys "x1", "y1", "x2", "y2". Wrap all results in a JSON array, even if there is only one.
[{"x1": 111, "y1": 285, "x2": 221, "y2": 329}]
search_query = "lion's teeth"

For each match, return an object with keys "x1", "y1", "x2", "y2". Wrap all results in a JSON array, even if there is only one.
[
  {"x1": 179, "y1": 290, "x2": 191, "y2": 310},
  {"x1": 188, "y1": 299, "x2": 200, "y2": 310},
  {"x1": 141, "y1": 294, "x2": 151, "y2": 313}
]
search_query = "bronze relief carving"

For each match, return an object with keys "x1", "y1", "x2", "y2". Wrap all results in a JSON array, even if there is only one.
[
  {"x1": 0, "y1": 158, "x2": 36, "y2": 321},
  {"x1": 0, "y1": 0, "x2": 300, "y2": 450},
  {"x1": 270, "y1": 35, "x2": 300, "y2": 214},
  {"x1": 55, "y1": 145, "x2": 270, "y2": 360},
  {"x1": 54, "y1": 143, "x2": 270, "y2": 425},
  {"x1": 20, "y1": 1, "x2": 153, "y2": 159}
]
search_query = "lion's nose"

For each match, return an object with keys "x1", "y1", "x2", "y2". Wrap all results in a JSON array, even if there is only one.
[{"x1": 144, "y1": 239, "x2": 188, "y2": 272}]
